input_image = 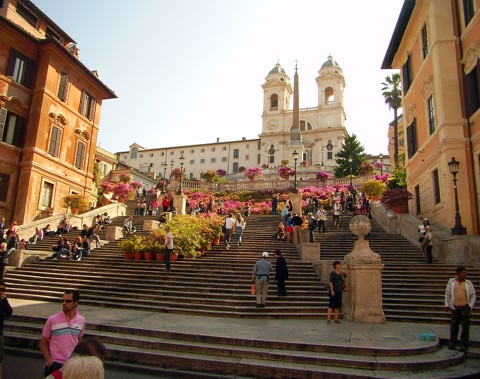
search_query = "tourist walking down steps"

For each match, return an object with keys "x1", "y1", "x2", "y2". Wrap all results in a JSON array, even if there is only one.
[{"x1": 252, "y1": 252, "x2": 273, "y2": 308}]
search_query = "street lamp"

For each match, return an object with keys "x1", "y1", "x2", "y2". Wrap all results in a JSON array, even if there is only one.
[
  {"x1": 177, "y1": 154, "x2": 185, "y2": 195},
  {"x1": 170, "y1": 159, "x2": 174, "y2": 178},
  {"x1": 379, "y1": 153, "x2": 383, "y2": 175},
  {"x1": 348, "y1": 157, "x2": 353, "y2": 187},
  {"x1": 162, "y1": 162, "x2": 168, "y2": 193},
  {"x1": 448, "y1": 157, "x2": 467, "y2": 235},
  {"x1": 321, "y1": 148, "x2": 324, "y2": 167},
  {"x1": 292, "y1": 150, "x2": 299, "y2": 192}
]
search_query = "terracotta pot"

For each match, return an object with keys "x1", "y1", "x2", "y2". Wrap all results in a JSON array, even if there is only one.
[
  {"x1": 156, "y1": 253, "x2": 165, "y2": 262},
  {"x1": 220, "y1": 234, "x2": 225, "y2": 242},
  {"x1": 170, "y1": 254, "x2": 178, "y2": 262},
  {"x1": 134, "y1": 251, "x2": 143, "y2": 260},
  {"x1": 369, "y1": 195, "x2": 378, "y2": 201},
  {"x1": 389, "y1": 203, "x2": 408, "y2": 213},
  {"x1": 124, "y1": 252, "x2": 134, "y2": 260},
  {"x1": 212, "y1": 237, "x2": 220, "y2": 246},
  {"x1": 71, "y1": 207, "x2": 79, "y2": 215},
  {"x1": 144, "y1": 252, "x2": 154, "y2": 261}
]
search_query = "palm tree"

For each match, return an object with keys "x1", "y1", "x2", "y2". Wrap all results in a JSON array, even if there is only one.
[{"x1": 381, "y1": 73, "x2": 402, "y2": 167}]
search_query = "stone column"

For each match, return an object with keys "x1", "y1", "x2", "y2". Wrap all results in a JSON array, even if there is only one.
[
  {"x1": 173, "y1": 194, "x2": 187, "y2": 215},
  {"x1": 106, "y1": 226, "x2": 123, "y2": 241},
  {"x1": 343, "y1": 215, "x2": 385, "y2": 323}
]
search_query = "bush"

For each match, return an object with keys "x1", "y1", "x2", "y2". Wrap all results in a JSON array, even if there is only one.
[
  {"x1": 380, "y1": 188, "x2": 413, "y2": 207},
  {"x1": 361, "y1": 180, "x2": 388, "y2": 197},
  {"x1": 64, "y1": 194, "x2": 90, "y2": 213}
]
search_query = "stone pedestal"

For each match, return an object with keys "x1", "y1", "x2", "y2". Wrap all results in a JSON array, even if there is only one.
[
  {"x1": 289, "y1": 192, "x2": 303, "y2": 215},
  {"x1": 298, "y1": 242, "x2": 320, "y2": 263},
  {"x1": 143, "y1": 220, "x2": 160, "y2": 231},
  {"x1": 343, "y1": 215, "x2": 385, "y2": 323},
  {"x1": 106, "y1": 226, "x2": 123, "y2": 241},
  {"x1": 173, "y1": 194, "x2": 187, "y2": 215}
]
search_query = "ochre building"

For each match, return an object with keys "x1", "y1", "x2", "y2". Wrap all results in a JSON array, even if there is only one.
[
  {"x1": 0, "y1": 0, "x2": 116, "y2": 224},
  {"x1": 383, "y1": 0, "x2": 480, "y2": 234}
]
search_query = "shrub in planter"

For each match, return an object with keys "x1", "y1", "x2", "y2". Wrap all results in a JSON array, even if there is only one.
[
  {"x1": 361, "y1": 179, "x2": 388, "y2": 198},
  {"x1": 64, "y1": 194, "x2": 90, "y2": 214},
  {"x1": 380, "y1": 188, "x2": 413, "y2": 209},
  {"x1": 118, "y1": 235, "x2": 144, "y2": 257}
]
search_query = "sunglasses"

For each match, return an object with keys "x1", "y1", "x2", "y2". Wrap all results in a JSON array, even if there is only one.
[{"x1": 62, "y1": 299, "x2": 74, "y2": 303}]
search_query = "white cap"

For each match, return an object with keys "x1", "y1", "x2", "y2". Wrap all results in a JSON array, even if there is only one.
[{"x1": 262, "y1": 251, "x2": 269, "y2": 258}]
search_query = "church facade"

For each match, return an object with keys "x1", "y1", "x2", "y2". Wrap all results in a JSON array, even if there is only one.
[{"x1": 117, "y1": 57, "x2": 349, "y2": 180}]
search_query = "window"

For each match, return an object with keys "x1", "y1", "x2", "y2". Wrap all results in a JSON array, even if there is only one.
[
  {"x1": 325, "y1": 87, "x2": 334, "y2": 105},
  {"x1": 6, "y1": 49, "x2": 36, "y2": 88},
  {"x1": 222, "y1": 147, "x2": 227, "y2": 151},
  {"x1": 161, "y1": 152, "x2": 165, "y2": 156},
  {"x1": 463, "y1": 0, "x2": 474, "y2": 26},
  {"x1": 189, "y1": 159, "x2": 195, "y2": 164},
  {"x1": 428, "y1": 96, "x2": 435, "y2": 134},
  {"x1": 258, "y1": 141, "x2": 261, "y2": 150},
  {"x1": 406, "y1": 119, "x2": 418, "y2": 158},
  {"x1": 257, "y1": 154, "x2": 261, "y2": 164},
  {"x1": 200, "y1": 159, "x2": 205, "y2": 164},
  {"x1": 233, "y1": 149, "x2": 239, "y2": 158},
  {"x1": 300, "y1": 120, "x2": 312, "y2": 131},
  {"x1": 415, "y1": 185, "x2": 421, "y2": 215},
  {"x1": 244, "y1": 155, "x2": 249, "y2": 161},
  {"x1": 421, "y1": 24, "x2": 429, "y2": 59},
  {"x1": 211, "y1": 147, "x2": 215, "y2": 152},
  {"x1": 270, "y1": 94, "x2": 278, "y2": 109},
  {"x1": 246, "y1": 144, "x2": 249, "y2": 149},
  {"x1": 201, "y1": 148, "x2": 205, "y2": 153},
  {"x1": 1, "y1": 112, "x2": 26, "y2": 147},
  {"x1": 16, "y1": 1, "x2": 38, "y2": 27},
  {"x1": 0, "y1": 173, "x2": 10, "y2": 202},
  {"x1": 269, "y1": 155, "x2": 274, "y2": 164},
  {"x1": 57, "y1": 72, "x2": 69, "y2": 101},
  {"x1": 402, "y1": 55, "x2": 413, "y2": 94},
  {"x1": 432, "y1": 169, "x2": 441, "y2": 204},
  {"x1": 170, "y1": 151, "x2": 174, "y2": 155},
  {"x1": 40, "y1": 181, "x2": 54, "y2": 208},
  {"x1": 131, "y1": 148, "x2": 138, "y2": 159},
  {"x1": 464, "y1": 60, "x2": 479, "y2": 117},
  {"x1": 48, "y1": 126, "x2": 62, "y2": 157},
  {"x1": 75, "y1": 141, "x2": 86, "y2": 170},
  {"x1": 78, "y1": 91, "x2": 95, "y2": 120},
  {"x1": 46, "y1": 26, "x2": 62, "y2": 43},
  {"x1": 327, "y1": 152, "x2": 333, "y2": 160},
  {"x1": 221, "y1": 157, "x2": 227, "y2": 162},
  {"x1": 233, "y1": 162, "x2": 239, "y2": 173},
  {"x1": 211, "y1": 158, "x2": 216, "y2": 163},
  {"x1": 150, "y1": 153, "x2": 154, "y2": 157},
  {"x1": 190, "y1": 149, "x2": 195, "y2": 153},
  {"x1": 141, "y1": 154, "x2": 145, "y2": 158}
]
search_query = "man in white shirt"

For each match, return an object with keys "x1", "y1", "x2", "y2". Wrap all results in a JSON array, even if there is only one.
[
  {"x1": 164, "y1": 226, "x2": 174, "y2": 272},
  {"x1": 224, "y1": 213, "x2": 236, "y2": 250}
]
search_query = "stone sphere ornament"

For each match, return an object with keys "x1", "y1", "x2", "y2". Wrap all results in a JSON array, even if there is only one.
[{"x1": 349, "y1": 215, "x2": 371, "y2": 238}]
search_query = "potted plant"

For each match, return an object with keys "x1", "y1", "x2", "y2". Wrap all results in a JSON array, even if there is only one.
[
  {"x1": 64, "y1": 194, "x2": 90, "y2": 215},
  {"x1": 281, "y1": 160, "x2": 290, "y2": 167},
  {"x1": 380, "y1": 188, "x2": 413, "y2": 213},
  {"x1": 119, "y1": 173, "x2": 131, "y2": 183},
  {"x1": 112, "y1": 183, "x2": 134, "y2": 203},
  {"x1": 278, "y1": 166, "x2": 295, "y2": 180},
  {"x1": 244, "y1": 167, "x2": 263, "y2": 181},
  {"x1": 200, "y1": 170, "x2": 218, "y2": 183},
  {"x1": 118, "y1": 235, "x2": 143, "y2": 260},
  {"x1": 100, "y1": 181, "x2": 116, "y2": 194},
  {"x1": 316, "y1": 171, "x2": 331, "y2": 183},
  {"x1": 130, "y1": 180, "x2": 143, "y2": 190},
  {"x1": 361, "y1": 179, "x2": 388, "y2": 200}
]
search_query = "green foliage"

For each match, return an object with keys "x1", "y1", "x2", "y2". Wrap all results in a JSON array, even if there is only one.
[
  {"x1": 361, "y1": 180, "x2": 388, "y2": 197},
  {"x1": 333, "y1": 134, "x2": 367, "y2": 178},
  {"x1": 118, "y1": 235, "x2": 144, "y2": 253},
  {"x1": 93, "y1": 161, "x2": 102, "y2": 189},
  {"x1": 388, "y1": 152, "x2": 407, "y2": 188},
  {"x1": 64, "y1": 194, "x2": 90, "y2": 213}
]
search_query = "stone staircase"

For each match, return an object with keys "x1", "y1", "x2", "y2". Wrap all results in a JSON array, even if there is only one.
[{"x1": 4, "y1": 212, "x2": 480, "y2": 377}]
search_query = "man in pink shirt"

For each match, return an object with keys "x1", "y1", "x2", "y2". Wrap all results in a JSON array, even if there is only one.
[{"x1": 39, "y1": 289, "x2": 85, "y2": 377}]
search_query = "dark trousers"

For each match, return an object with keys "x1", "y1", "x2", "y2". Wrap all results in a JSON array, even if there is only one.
[
  {"x1": 450, "y1": 305, "x2": 471, "y2": 347},
  {"x1": 165, "y1": 248, "x2": 172, "y2": 271},
  {"x1": 318, "y1": 220, "x2": 326, "y2": 233},
  {"x1": 44, "y1": 362, "x2": 63, "y2": 377},
  {"x1": 276, "y1": 279, "x2": 287, "y2": 296},
  {"x1": 426, "y1": 245, "x2": 433, "y2": 263}
]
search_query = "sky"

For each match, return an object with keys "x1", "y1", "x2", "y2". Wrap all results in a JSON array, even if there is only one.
[{"x1": 34, "y1": 0, "x2": 404, "y2": 156}]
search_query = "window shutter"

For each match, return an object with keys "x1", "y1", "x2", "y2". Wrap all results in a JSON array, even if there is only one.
[
  {"x1": 88, "y1": 98, "x2": 96, "y2": 120},
  {"x1": 0, "y1": 108, "x2": 7, "y2": 140},
  {"x1": 24, "y1": 58, "x2": 36, "y2": 89},
  {"x1": 6, "y1": 49, "x2": 17, "y2": 78},
  {"x1": 406, "y1": 125, "x2": 413, "y2": 158},
  {"x1": 464, "y1": 73, "x2": 474, "y2": 117},
  {"x1": 14, "y1": 116, "x2": 27, "y2": 147},
  {"x1": 79, "y1": 91, "x2": 86, "y2": 115}
]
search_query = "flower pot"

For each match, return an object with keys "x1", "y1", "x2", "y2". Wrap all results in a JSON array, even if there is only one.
[
  {"x1": 118, "y1": 197, "x2": 126, "y2": 204},
  {"x1": 170, "y1": 253, "x2": 178, "y2": 262},
  {"x1": 134, "y1": 251, "x2": 143, "y2": 260},
  {"x1": 389, "y1": 203, "x2": 408, "y2": 213},
  {"x1": 220, "y1": 234, "x2": 225, "y2": 242},
  {"x1": 369, "y1": 195, "x2": 379, "y2": 201},
  {"x1": 212, "y1": 237, "x2": 220, "y2": 246},
  {"x1": 156, "y1": 253, "x2": 165, "y2": 262},
  {"x1": 71, "y1": 207, "x2": 79, "y2": 215},
  {"x1": 124, "y1": 252, "x2": 134, "y2": 260},
  {"x1": 144, "y1": 252, "x2": 154, "y2": 261}
]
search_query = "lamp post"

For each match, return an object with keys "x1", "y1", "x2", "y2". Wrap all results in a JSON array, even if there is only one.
[
  {"x1": 177, "y1": 154, "x2": 185, "y2": 195},
  {"x1": 348, "y1": 158, "x2": 353, "y2": 187},
  {"x1": 162, "y1": 162, "x2": 168, "y2": 193},
  {"x1": 321, "y1": 148, "x2": 324, "y2": 167},
  {"x1": 170, "y1": 159, "x2": 174, "y2": 178},
  {"x1": 448, "y1": 157, "x2": 467, "y2": 235},
  {"x1": 292, "y1": 150, "x2": 299, "y2": 192},
  {"x1": 379, "y1": 153, "x2": 383, "y2": 175}
]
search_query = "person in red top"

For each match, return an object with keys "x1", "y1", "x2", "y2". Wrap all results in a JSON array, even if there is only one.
[{"x1": 40, "y1": 289, "x2": 85, "y2": 377}]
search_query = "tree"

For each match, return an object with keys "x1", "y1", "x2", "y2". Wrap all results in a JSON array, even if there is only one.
[
  {"x1": 381, "y1": 73, "x2": 402, "y2": 167},
  {"x1": 333, "y1": 134, "x2": 367, "y2": 178}
]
